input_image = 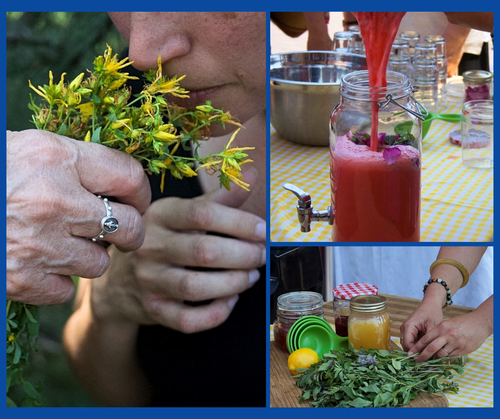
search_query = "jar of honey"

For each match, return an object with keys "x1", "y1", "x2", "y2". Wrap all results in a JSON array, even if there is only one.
[
  {"x1": 273, "y1": 291, "x2": 325, "y2": 351},
  {"x1": 348, "y1": 295, "x2": 390, "y2": 351},
  {"x1": 332, "y1": 283, "x2": 379, "y2": 337}
]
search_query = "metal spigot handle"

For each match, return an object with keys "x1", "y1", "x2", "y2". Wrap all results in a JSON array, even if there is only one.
[
  {"x1": 283, "y1": 183, "x2": 333, "y2": 233},
  {"x1": 283, "y1": 183, "x2": 311, "y2": 208}
]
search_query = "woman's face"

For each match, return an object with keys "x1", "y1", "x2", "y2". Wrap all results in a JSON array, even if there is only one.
[{"x1": 109, "y1": 12, "x2": 266, "y2": 129}]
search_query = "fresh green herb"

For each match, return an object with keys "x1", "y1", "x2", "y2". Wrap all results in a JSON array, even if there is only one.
[
  {"x1": 6, "y1": 301, "x2": 42, "y2": 407},
  {"x1": 348, "y1": 131, "x2": 418, "y2": 149},
  {"x1": 295, "y1": 346, "x2": 463, "y2": 407}
]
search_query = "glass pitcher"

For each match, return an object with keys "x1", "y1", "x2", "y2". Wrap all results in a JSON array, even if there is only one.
[{"x1": 329, "y1": 70, "x2": 425, "y2": 242}]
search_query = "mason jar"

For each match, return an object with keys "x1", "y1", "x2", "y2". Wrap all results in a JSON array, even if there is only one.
[
  {"x1": 348, "y1": 295, "x2": 390, "y2": 351},
  {"x1": 332, "y1": 283, "x2": 379, "y2": 337},
  {"x1": 329, "y1": 70, "x2": 425, "y2": 242},
  {"x1": 273, "y1": 291, "x2": 325, "y2": 351},
  {"x1": 463, "y1": 70, "x2": 493, "y2": 103}
]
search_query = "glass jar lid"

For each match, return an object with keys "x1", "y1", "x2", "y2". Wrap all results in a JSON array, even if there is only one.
[
  {"x1": 463, "y1": 70, "x2": 493, "y2": 84},
  {"x1": 333, "y1": 283, "x2": 378, "y2": 300},
  {"x1": 277, "y1": 291, "x2": 324, "y2": 313},
  {"x1": 350, "y1": 295, "x2": 387, "y2": 313}
]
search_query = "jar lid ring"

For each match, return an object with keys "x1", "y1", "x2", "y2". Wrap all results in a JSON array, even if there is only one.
[{"x1": 377, "y1": 92, "x2": 428, "y2": 121}]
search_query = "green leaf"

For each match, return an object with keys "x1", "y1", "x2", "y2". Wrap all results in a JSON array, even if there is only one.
[
  {"x1": 56, "y1": 123, "x2": 68, "y2": 135},
  {"x1": 13, "y1": 343, "x2": 22, "y2": 364},
  {"x1": 23, "y1": 381, "x2": 42, "y2": 401},
  {"x1": 394, "y1": 120, "x2": 413, "y2": 135},
  {"x1": 350, "y1": 397, "x2": 373, "y2": 407},
  {"x1": 91, "y1": 127, "x2": 102, "y2": 143},
  {"x1": 392, "y1": 358, "x2": 402, "y2": 370}
]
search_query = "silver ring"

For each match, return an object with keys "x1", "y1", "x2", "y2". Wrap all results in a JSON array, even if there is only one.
[
  {"x1": 91, "y1": 196, "x2": 119, "y2": 242},
  {"x1": 442, "y1": 347, "x2": 450, "y2": 356}
]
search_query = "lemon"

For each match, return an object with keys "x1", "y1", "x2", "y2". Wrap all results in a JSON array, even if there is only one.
[{"x1": 288, "y1": 348, "x2": 320, "y2": 375}]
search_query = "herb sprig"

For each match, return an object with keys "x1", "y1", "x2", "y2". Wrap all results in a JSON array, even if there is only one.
[{"x1": 296, "y1": 347, "x2": 463, "y2": 408}]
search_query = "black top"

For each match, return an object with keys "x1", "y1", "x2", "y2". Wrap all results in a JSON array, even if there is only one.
[{"x1": 127, "y1": 64, "x2": 267, "y2": 407}]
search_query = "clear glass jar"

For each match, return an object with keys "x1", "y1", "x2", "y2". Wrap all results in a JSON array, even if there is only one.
[
  {"x1": 348, "y1": 295, "x2": 390, "y2": 351},
  {"x1": 463, "y1": 70, "x2": 493, "y2": 103},
  {"x1": 332, "y1": 283, "x2": 379, "y2": 337},
  {"x1": 329, "y1": 70, "x2": 424, "y2": 242},
  {"x1": 272, "y1": 291, "x2": 325, "y2": 351}
]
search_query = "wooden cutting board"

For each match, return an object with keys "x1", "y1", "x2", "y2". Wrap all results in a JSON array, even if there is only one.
[{"x1": 270, "y1": 340, "x2": 449, "y2": 408}]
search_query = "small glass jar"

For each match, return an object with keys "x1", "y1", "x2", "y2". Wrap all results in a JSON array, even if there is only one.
[
  {"x1": 463, "y1": 70, "x2": 493, "y2": 103},
  {"x1": 329, "y1": 70, "x2": 424, "y2": 242},
  {"x1": 332, "y1": 283, "x2": 379, "y2": 337},
  {"x1": 348, "y1": 295, "x2": 390, "y2": 351},
  {"x1": 273, "y1": 291, "x2": 325, "y2": 351}
]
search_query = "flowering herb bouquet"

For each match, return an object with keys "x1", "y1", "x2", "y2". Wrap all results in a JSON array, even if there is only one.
[
  {"x1": 28, "y1": 44, "x2": 253, "y2": 192},
  {"x1": 295, "y1": 346, "x2": 463, "y2": 407},
  {"x1": 7, "y1": 45, "x2": 254, "y2": 407}
]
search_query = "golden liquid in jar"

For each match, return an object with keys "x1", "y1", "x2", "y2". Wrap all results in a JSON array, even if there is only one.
[{"x1": 348, "y1": 314, "x2": 390, "y2": 350}]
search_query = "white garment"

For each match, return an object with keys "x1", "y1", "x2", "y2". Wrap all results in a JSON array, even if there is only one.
[
  {"x1": 329, "y1": 246, "x2": 493, "y2": 309},
  {"x1": 463, "y1": 29, "x2": 491, "y2": 55}
]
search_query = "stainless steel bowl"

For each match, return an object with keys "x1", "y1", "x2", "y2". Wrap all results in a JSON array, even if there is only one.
[{"x1": 270, "y1": 52, "x2": 367, "y2": 146}]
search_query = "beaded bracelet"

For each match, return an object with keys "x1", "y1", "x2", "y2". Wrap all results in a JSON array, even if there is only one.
[
  {"x1": 429, "y1": 258, "x2": 470, "y2": 288},
  {"x1": 423, "y1": 278, "x2": 453, "y2": 308}
]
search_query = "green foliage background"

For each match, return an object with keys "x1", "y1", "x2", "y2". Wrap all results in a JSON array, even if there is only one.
[{"x1": 6, "y1": 12, "x2": 127, "y2": 407}]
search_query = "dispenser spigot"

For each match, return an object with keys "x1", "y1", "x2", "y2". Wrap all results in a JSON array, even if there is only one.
[{"x1": 283, "y1": 183, "x2": 333, "y2": 232}]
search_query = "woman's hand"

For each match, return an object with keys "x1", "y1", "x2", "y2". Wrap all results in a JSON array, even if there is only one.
[
  {"x1": 402, "y1": 296, "x2": 493, "y2": 362},
  {"x1": 7, "y1": 130, "x2": 150, "y2": 305},
  {"x1": 91, "y1": 183, "x2": 266, "y2": 333},
  {"x1": 400, "y1": 298, "x2": 443, "y2": 353}
]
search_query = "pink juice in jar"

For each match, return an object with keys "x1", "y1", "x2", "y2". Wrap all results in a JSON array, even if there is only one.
[{"x1": 330, "y1": 134, "x2": 421, "y2": 242}]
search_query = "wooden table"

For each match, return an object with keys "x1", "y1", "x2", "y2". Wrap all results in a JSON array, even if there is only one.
[{"x1": 270, "y1": 293, "x2": 473, "y2": 408}]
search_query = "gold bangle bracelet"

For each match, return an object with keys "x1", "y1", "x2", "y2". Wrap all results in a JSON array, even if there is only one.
[{"x1": 429, "y1": 258, "x2": 470, "y2": 288}]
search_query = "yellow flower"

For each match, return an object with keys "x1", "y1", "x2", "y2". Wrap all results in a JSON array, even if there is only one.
[
  {"x1": 69, "y1": 72, "x2": 85, "y2": 90},
  {"x1": 152, "y1": 131, "x2": 178, "y2": 141},
  {"x1": 8, "y1": 333, "x2": 15, "y2": 343},
  {"x1": 76, "y1": 102, "x2": 94, "y2": 121},
  {"x1": 176, "y1": 162, "x2": 198, "y2": 177},
  {"x1": 102, "y1": 44, "x2": 134, "y2": 76}
]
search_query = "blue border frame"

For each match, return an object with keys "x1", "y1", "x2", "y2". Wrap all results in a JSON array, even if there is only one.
[{"x1": 2, "y1": 2, "x2": 498, "y2": 416}]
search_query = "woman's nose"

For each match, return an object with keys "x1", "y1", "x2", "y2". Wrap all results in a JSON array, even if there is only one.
[{"x1": 127, "y1": 13, "x2": 191, "y2": 71}]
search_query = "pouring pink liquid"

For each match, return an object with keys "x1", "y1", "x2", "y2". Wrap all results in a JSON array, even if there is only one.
[
  {"x1": 354, "y1": 12, "x2": 407, "y2": 150},
  {"x1": 329, "y1": 12, "x2": 421, "y2": 242}
]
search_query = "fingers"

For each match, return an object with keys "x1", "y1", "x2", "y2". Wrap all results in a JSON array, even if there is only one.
[
  {"x1": 154, "y1": 231, "x2": 265, "y2": 269},
  {"x1": 68, "y1": 195, "x2": 146, "y2": 251},
  {"x1": 136, "y1": 265, "x2": 261, "y2": 301},
  {"x1": 147, "y1": 295, "x2": 240, "y2": 334},
  {"x1": 150, "y1": 197, "x2": 266, "y2": 242},
  {"x1": 72, "y1": 138, "x2": 152, "y2": 214}
]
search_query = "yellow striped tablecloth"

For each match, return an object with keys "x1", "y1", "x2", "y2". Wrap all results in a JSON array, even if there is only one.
[
  {"x1": 270, "y1": 326, "x2": 493, "y2": 407},
  {"x1": 270, "y1": 101, "x2": 493, "y2": 242}
]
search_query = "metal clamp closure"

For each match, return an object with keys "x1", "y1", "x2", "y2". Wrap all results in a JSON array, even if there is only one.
[{"x1": 377, "y1": 93, "x2": 428, "y2": 121}]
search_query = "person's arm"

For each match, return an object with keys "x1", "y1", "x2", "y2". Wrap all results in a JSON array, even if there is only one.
[
  {"x1": 442, "y1": 23, "x2": 471, "y2": 76},
  {"x1": 400, "y1": 246, "x2": 488, "y2": 360},
  {"x1": 303, "y1": 12, "x2": 332, "y2": 51},
  {"x1": 63, "y1": 275, "x2": 151, "y2": 406},
  {"x1": 7, "y1": 130, "x2": 150, "y2": 305},
  {"x1": 444, "y1": 12, "x2": 493, "y2": 32},
  {"x1": 342, "y1": 12, "x2": 357, "y2": 30}
]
